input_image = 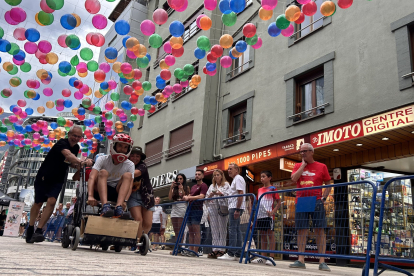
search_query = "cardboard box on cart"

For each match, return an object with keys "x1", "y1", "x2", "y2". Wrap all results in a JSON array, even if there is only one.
[{"x1": 84, "y1": 216, "x2": 139, "y2": 239}]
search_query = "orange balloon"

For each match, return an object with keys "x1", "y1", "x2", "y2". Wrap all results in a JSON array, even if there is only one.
[
  {"x1": 36, "y1": 69, "x2": 48, "y2": 79},
  {"x1": 135, "y1": 88, "x2": 144, "y2": 96},
  {"x1": 72, "y1": 13, "x2": 81, "y2": 27},
  {"x1": 189, "y1": 81, "x2": 198, "y2": 89},
  {"x1": 285, "y1": 5, "x2": 301, "y2": 22},
  {"x1": 3, "y1": 62, "x2": 13, "y2": 71},
  {"x1": 219, "y1": 34, "x2": 233, "y2": 49},
  {"x1": 37, "y1": 106, "x2": 45, "y2": 113},
  {"x1": 124, "y1": 71, "x2": 135, "y2": 79},
  {"x1": 159, "y1": 59, "x2": 169, "y2": 70},
  {"x1": 259, "y1": 7, "x2": 273, "y2": 21},
  {"x1": 231, "y1": 47, "x2": 242, "y2": 58},
  {"x1": 84, "y1": 87, "x2": 92, "y2": 96},
  {"x1": 72, "y1": 107, "x2": 78, "y2": 115},
  {"x1": 46, "y1": 101, "x2": 54, "y2": 109},
  {"x1": 112, "y1": 62, "x2": 122, "y2": 73},
  {"x1": 46, "y1": 52, "x2": 58, "y2": 64},
  {"x1": 78, "y1": 71, "x2": 88, "y2": 78},
  {"x1": 191, "y1": 75, "x2": 201, "y2": 85},
  {"x1": 200, "y1": 16, "x2": 212, "y2": 31},
  {"x1": 155, "y1": 93, "x2": 163, "y2": 101},
  {"x1": 320, "y1": 1, "x2": 336, "y2": 17},
  {"x1": 0, "y1": 141, "x2": 6, "y2": 147},
  {"x1": 112, "y1": 107, "x2": 119, "y2": 114},
  {"x1": 35, "y1": 13, "x2": 45, "y2": 26},
  {"x1": 105, "y1": 56, "x2": 117, "y2": 63},
  {"x1": 126, "y1": 37, "x2": 139, "y2": 50},
  {"x1": 170, "y1": 37, "x2": 183, "y2": 49},
  {"x1": 137, "y1": 45, "x2": 147, "y2": 58}
]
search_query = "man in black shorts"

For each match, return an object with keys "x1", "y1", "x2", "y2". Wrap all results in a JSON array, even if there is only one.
[{"x1": 26, "y1": 125, "x2": 93, "y2": 243}]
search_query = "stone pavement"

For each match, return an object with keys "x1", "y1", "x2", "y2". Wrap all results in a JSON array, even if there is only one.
[{"x1": 0, "y1": 236, "x2": 412, "y2": 275}]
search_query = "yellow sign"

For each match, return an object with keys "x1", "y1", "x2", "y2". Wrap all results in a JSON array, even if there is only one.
[{"x1": 362, "y1": 105, "x2": 414, "y2": 135}]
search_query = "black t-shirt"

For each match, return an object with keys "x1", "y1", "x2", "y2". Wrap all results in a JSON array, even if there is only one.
[
  {"x1": 36, "y1": 138, "x2": 80, "y2": 185},
  {"x1": 134, "y1": 161, "x2": 154, "y2": 209},
  {"x1": 134, "y1": 162, "x2": 151, "y2": 192}
]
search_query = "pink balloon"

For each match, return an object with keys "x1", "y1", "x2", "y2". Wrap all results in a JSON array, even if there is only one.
[
  {"x1": 105, "y1": 102, "x2": 114, "y2": 111},
  {"x1": 85, "y1": 0, "x2": 101, "y2": 14},
  {"x1": 56, "y1": 106, "x2": 64, "y2": 111},
  {"x1": 58, "y1": 35, "x2": 68, "y2": 48},
  {"x1": 10, "y1": 7, "x2": 26, "y2": 23},
  {"x1": 43, "y1": 88, "x2": 53, "y2": 96},
  {"x1": 220, "y1": 56, "x2": 232, "y2": 68},
  {"x1": 196, "y1": 14, "x2": 207, "y2": 29},
  {"x1": 251, "y1": 37, "x2": 263, "y2": 49},
  {"x1": 173, "y1": 83, "x2": 183, "y2": 93},
  {"x1": 180, "y1": 80, "x2": 189, "y2": 87},
  {"x1": 206, "y1": 68, "x2": 216, "y2": 76},
  {"x1": 80, "y1": 85, "x2": 90, "y2": 94},
  {"x1": 163, "y1": 42, "x2": 172, "y2": 54},
  {"x1": 17, "y1": 99, "x2": 26, "y2": 107},
  {"x1": 140, "y1": 20, "x2": 155, "y2": 36},
  {"x1": 40, "y1": 0, "x2": 55, "y2": 13},
  {"x1": 204, "y1": 0, "x2": 217, "y2": 11},
  {"x1": 34, "y1": 81, "x2": 40, "y2": 89},
  {"x1": 281, "y1": 24, "x2": 294, "y2": 37},
  {"x1": 38, "y1": 40, "x2": 52, "y2": 53},
  {"x1": 165, "y1": 55, "x2": 175, "y2": 66},
  {"x1": 13, "y1": 28, "x2": 26, "y2": 41},
  {"x1": 56, "y1": 99, "x2": 65, "y2": 106},
  {"x1": 152, "y1": 9, "x2": 168, "y2": 25},
  {"x1": 76, "y1": 62, "x2": 88, "y2": 73},
  {"x1": 108, "y1": 80, "x2": 117, "y2": 90},
  {"x1": 261, "y1": 0, "x2": 278, "y2": 10},
  {"x1": 169, "y1": 0, "x2": 185, "y2": 10},
  {"x1": 92, "y1": 14, "x2": 107, "y2": 30},
  {"x1": 176, "y1": 0, "x2": 188, "y2": 12},
  {"x1": 99, "y1": 62, "x2": 110, "y2": 73},
  {"x1": 126, "y1": 49, "x2": 137, "y2": 59},
  {"x1": 5, "y1": 11, "x2": 19, "y2": 25},
  {"x1": 13, "y1": 58, "x2": 25, "y2": 65},
  {"x1": 297, "y1": 0, "x2": 310, "y2": 4},
  {"x1": 121, "y1": 63, "x2": 132, "y2": 74},
  {"x1": 74, "y1": 91, "x2": 83, "y2": 100},
  {"x1": 20, "y1": 112, "x2": 27, "y2": 119},
  {"x1": 302, "y1": 1, "x2": 317, "y2": 16},
  {"x1": 164, "y1": 85, "x2": 173, "y2": 95}
]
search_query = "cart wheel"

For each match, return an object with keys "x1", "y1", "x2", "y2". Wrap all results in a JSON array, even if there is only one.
[
  {"x1": 61, "y1": 225, "x2": 73, "y2": 248},
  {"x1": 114, "y1": 245, "x2": 122, "y2": 252},
  {"x1": 139, "y1": 233, "x2": 149, "y2": 256},
  {"x1": 101, "y1": 245, "x2": 109, "y2": 251},
  {"x1": 71, "y1": 227, "x2": 80, "y2": 251}
]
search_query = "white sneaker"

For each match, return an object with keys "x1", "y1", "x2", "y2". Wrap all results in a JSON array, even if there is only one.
[
  {"x1": 217, "y1": 253, "x2": 236, "y2": 261},
  {"x1": 265, "y1": 257, "x2": 275, "y2": 266},
  {"x1": 198, "y1": 251, "x2": 203, "y2": 256},
  {"x1": 252, "y1": 258, "x2": 265, "y2": 264}
]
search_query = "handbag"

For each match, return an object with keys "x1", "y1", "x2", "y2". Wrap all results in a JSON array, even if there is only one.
[{"x1": 218, "y1": 205, "x2": 229, "y2": 216}]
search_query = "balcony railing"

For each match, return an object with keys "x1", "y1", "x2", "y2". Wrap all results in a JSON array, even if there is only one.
[{"x1": 165, "y1": 139, "x2": 194, "y2": 159}]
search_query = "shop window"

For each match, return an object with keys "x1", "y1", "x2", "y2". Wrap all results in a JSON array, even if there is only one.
[
  {"x1": 166, "y1": 122, "x2": 194, "y2": 159},
  {"x1": 226, "y1": 38, "x2": 255, "y2": 81},
  {"x1": 173, "y1": 60, "x2": 199, "y2": 101},
  {"x1": 145, "y1": 136, "x2": 164, "y2": 167},
  {"x1": 227, "y1": 103, "x2": 247, "y2": 145}
]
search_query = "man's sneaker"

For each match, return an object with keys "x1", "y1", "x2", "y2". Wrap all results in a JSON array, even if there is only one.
[
  {"x1": 100, "y1": 203, "x2": 114, "y2": 217},
  {"x1": 217, "y1": 253, "x2": 236, "y2": 261},
  {"x1": 198, "y1": 251, "x2": 203, "y2": 256},
  {"x1": 319, "y1": 263, "x2": 331, "y2": 272},
  {"x1": 25, "y1": 225, "x2": 34, "y2": 243},
  {"x1": 265, "y1": 257, "x2": 275, "y2": 266},
  {"x1": 114, "y1": 206, "x2": 127, "y2": 219},
  {"x1": 289, "y1": 260, "x2": 306, "y2": 269},
  {"x1": 30, "y1": 232, "x2": 45, "y2": 243},
  {"x1": 252, "y1": 257, "x2": 265, "y2": 264},
  {"x1": 187, "y1": 252, "x2": 198, "y2": 257}
]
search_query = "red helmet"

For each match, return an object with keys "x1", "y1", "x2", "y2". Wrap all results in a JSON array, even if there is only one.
[{"x1": 110, "y1": 133, "x2": 134, "y2": 163}]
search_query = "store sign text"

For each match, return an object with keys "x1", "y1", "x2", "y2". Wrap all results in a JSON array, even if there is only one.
[
  {"x1": 151, "y1": 170, "x2": 178, "y2": 188},
  {"x1": 280, "y1": 158, "x2": 297, "y2": 172},
  {"x1": 362, "y1": 105, "x2": 414, "y2": 135},
  {"x1": 225, "y1": 147, "x2": 276, "y2": 169},
  {"x1": 311, "y1": 122, "x2": 364, "y2": 148}
]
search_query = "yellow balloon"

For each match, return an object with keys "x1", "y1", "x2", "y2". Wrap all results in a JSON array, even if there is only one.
[
  {"x1": 37, "y1": 106, "x2": 45, "y2": 113},
  {"x1": 3, "y1": 62, "x2": 13, "y2": 71},
  {"x1": 72, "y1": 13, "x2": 81, "y2": 27},
  {"x1": 46, "y1": 52, "x2": 59, "y2": 64},
  {"x1": 137, "y1": 45, "x2": 147, "y2": 58},
  {"x1": 112, "y1": 62, "x2": 122, "y2": 73},
  {"x1": 105, "y1": 56, "x2": 117, "y2": 63},
  {"x1": 219, "y1": 34, "x2": 233, "y2": 49},
  {"x1": 159, "y1": 59, "x2": 170, "y2": 70},
  {"x1": 259, "y1": 7, "x2": 273, "y2": 21},
  {"x1": 124, "y1": 71, "x2": 135, "y2": 79},
  {"x1": 36, "y1": 69, "x2": 47, "y2": 79},
  {"x1": 46, "y1": 101, "x2": 54, "y2": 109},
  {"x1": 94, "y1": 90, "x2": 103, "y2": 98},
  {"x1": 285, "y1": 5, "x2": 301, "y2": 22},
  {"x1": 112, "y1": 107, "x2": 119, "y2": 114},
  {"x1": 84, "y1": 87, "x2": 92, "y2": 96}
]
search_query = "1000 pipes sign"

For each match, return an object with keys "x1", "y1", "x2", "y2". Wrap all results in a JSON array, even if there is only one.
[{"x1": 3, "y1": 201, "x2": 25, "y2": 237}]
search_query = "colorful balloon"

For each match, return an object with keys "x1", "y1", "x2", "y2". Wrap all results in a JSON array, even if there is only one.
[
  {"x1": 115, "y1": 20, "x2": 130, "y2": 35},
  {"x1": 153, "y1": 9, "x2": 168, "y2": 25}
]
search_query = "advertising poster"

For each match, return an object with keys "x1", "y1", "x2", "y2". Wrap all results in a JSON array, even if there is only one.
[{"x1": 3, "y1": 201, "x2": 25, "y2": 237}]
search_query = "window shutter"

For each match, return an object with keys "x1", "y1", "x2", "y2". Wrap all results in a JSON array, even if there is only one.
[
  {"x1": 168, "y1": 122, "x2": 194, "y2": 157},
  {"x1": 145, "y1": 136, "x2": 164, "y2": 166}
]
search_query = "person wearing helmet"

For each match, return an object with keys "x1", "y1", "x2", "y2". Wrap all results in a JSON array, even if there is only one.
[{"x1": 87, "y1": 133, "x2": 135, "y2": 218}]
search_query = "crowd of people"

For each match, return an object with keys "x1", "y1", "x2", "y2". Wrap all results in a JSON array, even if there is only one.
[{"x1": 16, "y1": 124, "x2": 331, "y2": 271}]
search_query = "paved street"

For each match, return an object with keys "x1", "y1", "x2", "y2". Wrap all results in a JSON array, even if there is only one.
[{"x1": 0, "y1": 236, "x2": 412, "y2": 275}]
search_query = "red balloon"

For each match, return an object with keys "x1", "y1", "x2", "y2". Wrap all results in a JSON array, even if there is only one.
[
  {"x1": 242, "y1": 23, "x2": 256, "y2": 38},
  {"x1": 302, "y1": 1, "x2": 317, "y2": 16},
  {"x1": 133, "y1": 69, "x2": 142, "y2": 80},
  {"x1": 132, "y1": 80, "x2": 142, "y2": 90},
  {"x1": 210, "y1": 45, "x2": 223, "y2": 58},
  {"x1": 74, "y1": 80, "x2": 83, "y2": 89},
  {"x1": 86, "y1": 33, "x2": 93, "y2": 45},
  {"x1": 123, "y1": 85, "x2": 133, "y2": 95},
  {"x1": 131, "y1": 107, "x2": 138, "y2": 114},
  {"x1": 294, "y1": 12, "x2": 305, "y2": 24},
  {"x1": 206, "y1": 52, "x2": 217, "y2": 63},
  {"x1": 129, "y1": 94, "x2": 138, "y2": 104},
  {"x1": 94, "y1": 70, "x2": 106, "y2": 82},
  {"x1": 160, "y1": 69, "x2": 171, "y2": 80},
  {"x1": 95, "y1": 34, "x2": 105, "y2": 47},
  {"x1": 171, "y1": 46, "x2": 184, "y2": 58}
]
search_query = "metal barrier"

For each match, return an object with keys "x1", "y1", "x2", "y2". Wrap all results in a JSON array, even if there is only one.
[
  {"x1": 44, "y1": 216, "x2": 65, "y2": 242},
  {"x1": 245, "y1": 181, "x2": 377, "y2": 276},
  {"x1": 171, "y1": 193, "x2": 257, "y2": 263},
  {"x1": 374, "y1": 175, "x2": 414, "y2": 276}
]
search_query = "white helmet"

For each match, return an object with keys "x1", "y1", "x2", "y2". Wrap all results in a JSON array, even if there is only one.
[{"x1": 110, "y1": 133, "x2": 134, "y2": 163}]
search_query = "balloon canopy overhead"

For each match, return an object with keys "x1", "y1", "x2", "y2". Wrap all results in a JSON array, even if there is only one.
[{"x1": 0, "y1": 0, "x2": 355, "y2": 154}]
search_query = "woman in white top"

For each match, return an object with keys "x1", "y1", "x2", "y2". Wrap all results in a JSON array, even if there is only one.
[{"x1": 206, "y1": 169, "x2": 230, "y2": 258}]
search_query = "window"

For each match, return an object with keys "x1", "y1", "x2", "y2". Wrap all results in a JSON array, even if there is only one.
[
  {"x1": 145, "y1": 136, "x2": 164, "y2": 167},
  {"x1": 295, "y1": 0, "x2": 324, "y2": 39},
  {"x1": 138, "y1": 114, "x2": 144, "y2": 129},
  {"x1": 231, "y1": 41, "x2": 251, "y2": 78},
  {"x1": 227, "y1": 103, "x2": 247, "y2": 144},
  {"x1": 182, "y1": 8, "x2": 204, "y2": 43},
  {"x1": 150, "y1": 82, "x2": 170, "y2": 114},
  {"x1": 145, "y1": 67, "x2": 150, "y2": 81},
  {"x1": 173, "y1": 60, "x2": 199, "y2": 100},
  {"x1": 166, "y1": 122, "x2": 194, "y2": 159},
  {"x1": 108, "y1": 35, "x2": 118, "y2": 47},
  {"x1": 162, "y1": 1, "x2": 175, "y2": 15},
  {"x1": 154, "y1": 36, "x2": 170, "y2": 68}
]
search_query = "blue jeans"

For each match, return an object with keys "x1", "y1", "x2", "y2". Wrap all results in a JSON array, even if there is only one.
[{"x1": 228, "y1": 209, "x2": 244, "y2": 257}]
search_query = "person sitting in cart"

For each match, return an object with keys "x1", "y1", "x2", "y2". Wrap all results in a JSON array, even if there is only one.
[{"x1": 87, "y1": 133, "x2": 135, "y2": 219}]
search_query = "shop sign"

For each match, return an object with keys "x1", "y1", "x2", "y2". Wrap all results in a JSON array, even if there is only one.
[
  {"x1": 311, "y1": 121, "x2": 364, "y2": 148},
  {"x1": 280, "y1": 158, "x2": 297, "y2": 172},
  {"x1": 196, "y1": 160, "x2": 224, "y2": 176},
  {"x1": 224, "y1": 144, "x2": 278, "y2": 169},
  {"x1": 151, "y1": 170, "x2": 178, "y2": 189},
  {"x1": 276, "y1": 136, "x2": 309, "y2": 157},
  {"x1": 333, "y1": 168, "x2": 341, "y2": 180},
  {"x1": 362, "y1": 105, "x2": 414, "y2": 135},
  {"x1": 245, "y1": 169, "x2": 254, "y2": 181}
]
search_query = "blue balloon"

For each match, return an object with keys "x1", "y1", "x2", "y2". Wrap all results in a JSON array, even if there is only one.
[
  {"x1": 119, "y1": 77, "x2": 128, "y2": 84},
  {"x1": 8, "y1": 141, "x2": 14, "y2": 146},
  {"x1": 0, "y1": 57, "x2": 2, "y2": 63},
  {"x1": 93, "y1": 134, "x2": 101, "y2": 140},
  {"x1": 206, "y1": 62, "x2": 217, "y2": 72},
  {"x1": 50, "y1": 122, "x2": 58, "y2": 129},
  {"x1": 44, "y1": 138, "x2": 50, "y2": 144},
  {"x1": 194, "y1": 47, "x2": 206, "y2": 59},
  {"x1": 64, "y1": 99, "x2": 73, "y2": 108},
  {"x1": 86, "y1": 139, "x2": 93, "y2": 146},
  {"x1": 145, "y1": 53, "x2": 151, "y2": 62},
  {"x1": 14, "y1": 50, "x2": 26, "y2": 61},
  {"x1": 122, "y1": 35, "x2": 131, "y2": 48},
  {"x1": 120, "y1": 118, "x2": 127, "y2": 123},
  {"x1": 21, "y1": 141, "x2": 26, "y2": 146},
  {"x1": 47, "y1": 71, "x2": 53, "y2": 79},
  {"x1": 25, "y1": 125, "x2": 33, "y2": 132},
  {"x1": 229, "y1": 51, "x2": 237, "y2": 60},
  {"x1": 235, "y1": 40, "x2": 247, "y2": 53},
  {"x1": 60, "y1": 14, "x2": 77, "y2": 30},
  {"x1": 78, "y1": 107, "x2": 86, "y2": 115},
  {"x1": 115, "y1": 20, "x2": 130, "y2": 35},
  {"x1": 25, "y1": 28, "x2": 40, "y2": 42},
  {"x1": 121, "y1": 101, "x2": 132, "y2": 110},
  {"x1": 0, "y1": 133, "x2": 7, "y2": 141},
  {"x1": 20, "y1": 129, "x2": 27, "y2": 134},
  {"x1": 169, "y1": 21, "x2": 185, "y2": 37},
  {"x1": 70, "y1": 43, "x2": 81, "y2": 50},
  {"x1": 268, "y1": 22, "x2": 281, "y2": 37},
  {"x1": 156, "y1": 81, "x2": 166, "y2": 89},
  {"x1": 0, "y1": 39, "x2": 11, "y2": 52},
  {"x1": 69, "y1": 77, "x2": 78, "y2": 87},
  {"x1": 34, "y1": 145, "x2": 41, "y2": 150},
  {"x1": 156, "y1": 75, "x2": 166, "y2": 83},
  {"x1": 59, "y1": 61, "x2": 72, "y2": 74},
  {"x1": 100, "y1": 82, "x2": 109, "y2": 90},
  {"x1": 230, "y1": 0, "x2": 245, "y2": 13},
  {"x1": 25, "y1": 108, "x2": 33, "y2": 115},
  {"x1": 9, "y1": 105, "x2": 16, "y2": 112},
  {"x1": 149, "y1": 96, "x2": 157, "y2": 105},
  {"x1": 127, "y1": 121, "x2": 134, "y2": 129},
  {"x1": 143, "y1": 95, "x2": 151, "y2": 104},
  {"x1": 15, "y1": 125, "x2": 23, "y2": 133},
  {"x1": 33, "y1": 93, "x2": 40, "y2": 101},
  {"x1": 219, "y1": 0, "x2": 232, "y2": 14}
]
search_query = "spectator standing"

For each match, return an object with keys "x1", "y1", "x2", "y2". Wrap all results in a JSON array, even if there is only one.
[
  {"x1": 183, "y1": 170, "x2": 208, "y2": 257},
  {"x1": 150, "y1": 197, "x2": 163, "y2": 251},
  {"x1": 206, "y1": 169, "x2": 230, "y2": 258},
  {"x1": 290, "y1": 143, "x2": 331, "y2": 272},
  {"x1": 160, "y1": 207, "x2": 168, "y2": 250},
  {"x1": 218, "y1": 163, "x2": 246, "y2": 261},
  {"x1": 252, "y1": 171, "x2": 281, "y2": 265},
  {"x1": 198, "y1": 202, "x2": 210, "y2": 256},
  {"x1": 19, "y1": 212, "x2": 27, "y2": 237},
  {"x1": 65, "y1": 197, "x2": 77, "y2": 226}
]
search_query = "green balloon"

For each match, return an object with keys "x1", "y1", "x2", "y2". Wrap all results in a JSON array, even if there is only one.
[
  {"x1": 276, "y1": 14, "x2": 290, "y2": 30},
  {"x1": 100, "y1": 88, "x2": 108, "y2": 95},
  {"x1": 68, "y1": 66, "x2": 76, "y2": 76},
  {"x1": 23, "y1": 90, "x2": 29, "y2": 99},
  {"x1": 46, "y1": 0, "x2": 64, "y2": 10},
  {"x1": 65, "y1": 127, "x2": 70, "y2": 131},
  {"x1": 66, "y1": 34, "x2": 80, "y2": 49},
  {"x1": 82, "y1": 147, "x2": 88, "y2": 152},
  {"x1": 93, "y1": 106, "x2": 101, "y2": 114},
  {"x1": 183, "y1": 64, "x2": 194, "y2": 75},
  {"x1": 57, "y1": 117, "x2": 66, "y2": 126},
  {"x1": 0, "y1": 120, "x2": 2, "y2": 126},
  {"x1": 197, "y1": 36, "x2": 211, "y2": 51},
  {"x1": 80, "y1": 48, "x2": 93, "y2": 61},
  {"x1": 246, "y1": 34, "x2": 258, "y2": 46},
  {"x1": 87, "y1": 61, "x2": 98, "y2": 72},
  {"x1": 110, "y1": 93, "x2": 120, "y2": 101},
  {"x1": 222, "y1": 12, "x2": 237, "y2": 27},
  {"x1": 130, "y1": 114, "x2": 137, "y2": 121},
  {"x1": 149, "y1": 34, "x2": 163, "y2": 48},
  {"x1": 70, "y1": 55, "x2": 79, "y2": 66},
  {"x1": 0, "y1": 27, "x2": 3, "y2": 38},
  {"x1": 82, "y1": 98, "x2": 92, "y2": 108},
  {"x1": 24, "y1": 133, "x2": 28, "y2": 138},
  {"x1": 8, "y1": 65, "x2": 18, "y2": 75},
  {"x1": 0, "y1": 126, "x2": 7, "y2": 133},
  {"x1": 20, "y1": 62, "x2": 31, "y2": 72},
  {"x1": 5, "y1": 0, "x2": 22, "y2": 6},
  {"x1": 8, "y1": 43, "x2": 20, "y2": 55},
  {"x1": 143, "y1": 104, "x2": 151, "y2": 111},
  {"x1": 174, "y1": 68, "x2": 184, "y2": 79},
  {"x1": 81, "y1": 125, "x2": 86, "y2": 131},
  {"x1": 105, "y1": 112, "x2": 112, "y2": 119},
  {"x1": 118, "y1": 73, "x2": 124, "y2": 78},
  {"x1": 39, "y1": 148, "x2": 44, "y2": 153},
  {"x1": 58, "y1": 69, "x2": 67, "y2": 77},
  {"x1": 38, "y1": 11, "x2": 54, "y2": 26},
  {"x1": 142, "y1": 81, "x2": 152, "y2": 91},
  {"x1": 137, "y1": 56, "x2": 149, "y2": 69},
  {"x1": 4, "y1": 118, "x2": 12, "y2": 126},
  {"x1": 95, "y1": 116, "x2": 102, "y2": 123},
  {"x1": 24, "y1": 145, "x2": 30, "y2": 150}
]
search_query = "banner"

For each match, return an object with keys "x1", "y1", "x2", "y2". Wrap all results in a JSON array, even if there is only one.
[{"x1": 3, "y1": 201, "x2": 25, "y2": 237}]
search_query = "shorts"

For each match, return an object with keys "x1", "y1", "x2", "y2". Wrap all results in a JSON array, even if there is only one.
[
  {"x1": 150, "y1": 223, "x2": 161, "y2": 234},
  {"x1": 256, "y1": 217, "x2": 273, "y2": 231},
  {"x1": 295, "y1": 200, "x2": 327, "y2": 230},
  {"x1": 93, "y1": 184, "x2": 118, "y2": 202},
  {"x1": 186, "y1": 209, "x2": 203, "y2": 226},
  {"x1": 34, "y1": 179, "x2": 64, "y2": 204},
  {"x1": 127, "y1": 191, "x2": 155, "y2": 211}
]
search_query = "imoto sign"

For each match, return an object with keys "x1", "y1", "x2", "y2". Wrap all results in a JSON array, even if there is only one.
[{"x1": 310, "y1": 122, "x2": 364, "y2": 148}]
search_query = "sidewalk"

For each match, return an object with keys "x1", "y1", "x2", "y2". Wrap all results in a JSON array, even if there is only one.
[{"x1": 0, "y1": 236, "x2": 412, "y2": 275}]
